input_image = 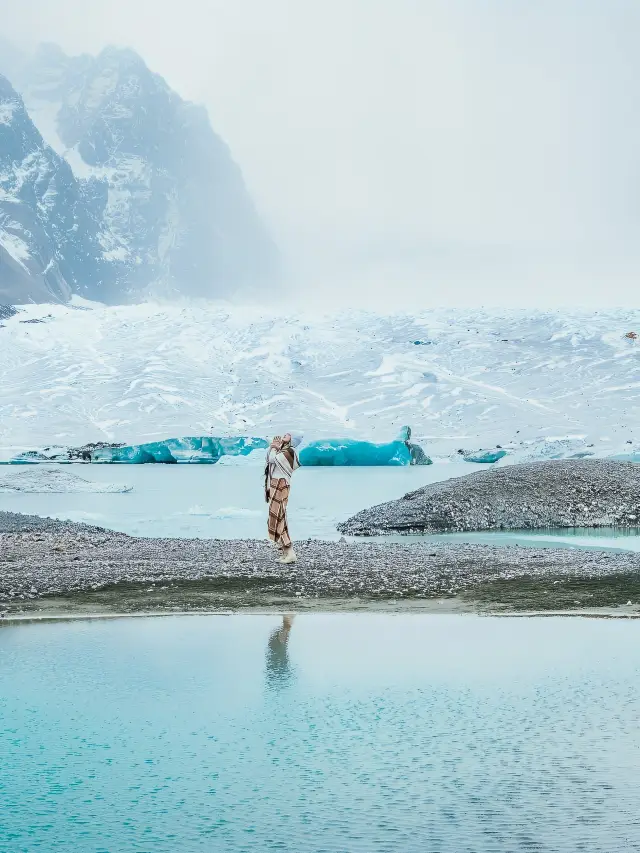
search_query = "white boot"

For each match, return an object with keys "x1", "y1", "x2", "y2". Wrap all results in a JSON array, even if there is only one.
[{"x1": 278, "y1": 547, "x2": 297, "y2": 564}]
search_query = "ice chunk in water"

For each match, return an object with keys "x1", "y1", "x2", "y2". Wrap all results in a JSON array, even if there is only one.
[
  {"x1": 0, "y1": 469, "x2": 131, "y2": 492},
  {"x1": 8, "y1": 429, "x2": 432, "y2": 467},
  {"x1": 463, "y1": 449, "x2": 508, "y2": 463},
  {"x1": 300, "y1": 439, "x2": 410, "y2": 466},
  {"x1": 299, "y1": 427, "x2": 431, "y2": 466},
  {"x1": 88, "y1": 436, "x2": 269, "y2": 464}
]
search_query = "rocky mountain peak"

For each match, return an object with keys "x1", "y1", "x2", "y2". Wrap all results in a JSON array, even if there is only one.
[
  {"x1": 0, "y1": 41, "x2": 277, "y2": 304},
  {"x1": 0, "y1": 72, "x2": 107, "y2": 304}
]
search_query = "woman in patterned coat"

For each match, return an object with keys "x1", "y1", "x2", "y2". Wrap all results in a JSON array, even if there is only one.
[{"x1": 265, "y1": 433, "x2": 302, "y2": 563}]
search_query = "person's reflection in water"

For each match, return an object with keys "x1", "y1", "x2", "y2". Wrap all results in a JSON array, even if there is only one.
[{"x1": 265, "y1": 615, "x2": 296, "y2": 690}]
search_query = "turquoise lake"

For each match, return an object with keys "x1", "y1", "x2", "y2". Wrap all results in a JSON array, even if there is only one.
[
  {"x1": 2, "y1": 614, "x2": 640, "y2": 852},
  {"x1": 0, "y1": 463, "x2": 480, "y2": 539},
  {"x1": 0, "y1": 464, "x2": 638, "y2": 551}
]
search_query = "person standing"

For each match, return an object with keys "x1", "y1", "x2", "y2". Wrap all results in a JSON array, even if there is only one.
[{"x1": 265, "y1": 432, "x2": 302, "y2": 563}]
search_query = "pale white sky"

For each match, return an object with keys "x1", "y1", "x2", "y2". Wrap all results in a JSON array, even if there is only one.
[{"x1": 3, "y1": 0, "x2": 640, "y2": 308}]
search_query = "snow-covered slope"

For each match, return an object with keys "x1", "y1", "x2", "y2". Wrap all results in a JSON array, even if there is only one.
[
  {"x1": 0, "y1": 301, "x2": 638, "y2": 460},
  {"x1": 0, "y1": 74, "x2": 107, "y2": 304},
  {"x1": 0, "y1": 42, "x2": 277, "y2": 304}
]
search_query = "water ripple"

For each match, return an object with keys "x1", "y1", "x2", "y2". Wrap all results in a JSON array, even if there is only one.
[{"x1": 1, "y1": 614, "x2": 640, "y2": 852}]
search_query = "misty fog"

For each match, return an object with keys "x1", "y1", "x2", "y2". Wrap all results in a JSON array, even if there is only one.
[{"x1": 3, "y1": 0, "x2": 639, "y2": 308}]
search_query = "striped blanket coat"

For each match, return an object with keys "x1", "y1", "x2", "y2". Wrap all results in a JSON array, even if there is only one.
[{"x1": 265, "y1": 442, "x2": 300, "y2": 548}]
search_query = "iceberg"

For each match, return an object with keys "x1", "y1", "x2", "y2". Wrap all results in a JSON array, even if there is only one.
[
  {"x1": 6, "y1": 429, "x2": 431, "y2": 466},
  {"x1": 299, "y1": 427, "x2": 432, "y2": 467},
  {"x1": 463, "y1": 449, "x2": 508, "y2": 464},
  {"x1": 9, "y1": 436, "x2": 268, "y2": 464},
  {"x1": 0, "y1": 469, "x2": 132, "y2": 493},
  {"x1": 611, "y1": 452, "x2": 640, "y2": 463},
  {"x1": 499, "y1": 437, "x2": 595, "y2": 466},
  {"x1": 216, "y1": 448, "x2": 267, "y2": 466}
]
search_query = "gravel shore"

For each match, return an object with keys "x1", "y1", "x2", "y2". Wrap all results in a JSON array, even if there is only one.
[
  {"x1": 2, "y1": 510, "x2": 640, "y2": 617},
  {"x1": 339, "y1": 459, "x2": 640, "y2": 535}
]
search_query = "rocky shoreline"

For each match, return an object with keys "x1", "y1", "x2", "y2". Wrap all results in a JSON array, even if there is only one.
[
  {"x1": 2, "y1": 511, "x2": 640, "y2": 618},
  {"x1": 339, "y1": 459, "x2": 640, "y2": 535}
]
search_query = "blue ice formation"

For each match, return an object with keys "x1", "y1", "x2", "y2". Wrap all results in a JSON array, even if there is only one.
[
  {"x1": 463, "y1": 449, "x2": 508, "y2": 464},
  {"x1": 8, "y1": 428, "x2": 432, "y2": 466},
  {"x1": 299, "y1": 427, "x2": 432, "y2": 466},
  {"x1": 84, "y1": 436, "x2": 268, "y2": 464},
  {"x1": 10, "y1": 436, "x2": 268, "y2": 464},
  {"x1": 611, "y1": 453, "x2": 640, "y2": 463}
]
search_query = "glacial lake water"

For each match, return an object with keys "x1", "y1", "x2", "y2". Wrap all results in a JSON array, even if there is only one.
[
  {"x1": 0, "y1": 463, "x2": 639, "y2": 552},
  {"x1": 2, "y1": 614, "x2": 640, "y2": 852},
  {"x1": 0, "y1": 463, "x2": 480, "y2": 539}
]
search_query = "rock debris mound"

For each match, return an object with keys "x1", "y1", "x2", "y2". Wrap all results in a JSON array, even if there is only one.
[{"x1": 338, "y1": 459, "x2": 640, "y2": 535}]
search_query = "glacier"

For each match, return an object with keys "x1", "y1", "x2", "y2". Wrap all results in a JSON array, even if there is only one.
[{"x1": 0, "y1": 302, "x2": 638, "y2": 464}]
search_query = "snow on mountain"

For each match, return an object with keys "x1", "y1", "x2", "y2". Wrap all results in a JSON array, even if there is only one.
[
  {"x1": 0, "y1": 42, "x2": 277, "y2": 304},
  {"x1": 0, "y1": 73, "x2": 107, "y2": 304},
  {"x1": 0, "y1": 301, "x2": 638, "y2": 460}
]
